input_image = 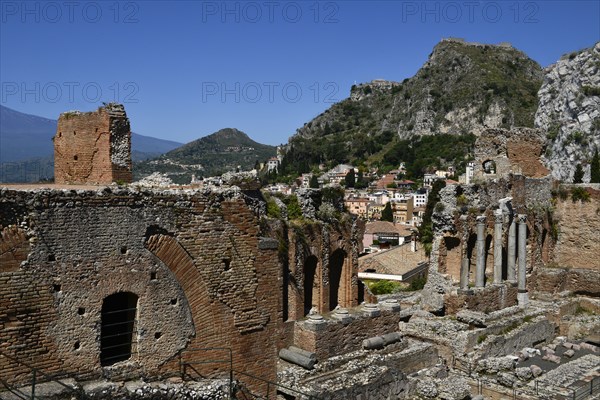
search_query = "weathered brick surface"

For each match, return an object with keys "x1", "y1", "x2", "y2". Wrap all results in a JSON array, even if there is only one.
[
  {"x1": 54, "y1": 104, "x2": 132, "y2": 185},
  {"x1": 0, "y1": 225, "x2": 29, "y2": 272},
  {"x1": 0, "y1": 188, "x2": 278, "y2": 388},
  {"x1": 293, "y1": 311, "x2": 403, "y2": 360},
  {"x1": 287, "y1": 220, "x2": 361, "y2": 320},
  {"x1": 0, "y1": 187, "x2": 360, "y2": 394},
  {"x1": 444, "y1": 284, "x2": 518, "y2": 315}
]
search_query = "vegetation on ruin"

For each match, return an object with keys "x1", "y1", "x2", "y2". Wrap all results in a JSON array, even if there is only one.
[
  {"x1": 364, "y1": 276, "x2": 426, "y2": 295},
  {"x1": 570, "y1": 187, "x2": 591, "y2": 202}
]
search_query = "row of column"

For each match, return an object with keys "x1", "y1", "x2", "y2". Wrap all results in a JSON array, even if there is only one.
[{"x1": 459, "y1": 210, "x2": 528, "y2": 305}]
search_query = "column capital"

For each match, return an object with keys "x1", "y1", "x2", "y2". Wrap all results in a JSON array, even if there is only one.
[
  {"x1": 517, "y1": 214, "x2": 527, "y2": 224},
  {"x1": 494, "y1": 209, "x2": 503, "y2": 223},
  {"x1": 476, "y1": 215, "x2": 487, "y2": 223}
]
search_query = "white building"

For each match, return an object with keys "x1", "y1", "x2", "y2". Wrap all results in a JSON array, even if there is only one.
[{"x1": 267, "y1": 157, "x2": 279, "y2": 173}]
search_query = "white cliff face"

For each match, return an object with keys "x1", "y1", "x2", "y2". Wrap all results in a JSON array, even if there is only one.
[{"x1": 535, "y1": 42, "x2": 600, "y2": 182}]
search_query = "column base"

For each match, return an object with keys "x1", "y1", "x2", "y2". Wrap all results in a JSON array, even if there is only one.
[
  {"x1": 517, "y1": 292, "x2": 529, "y2": 307},
  {"x1": 458, "y1": 289, "x2": 474, "y2": 295}
]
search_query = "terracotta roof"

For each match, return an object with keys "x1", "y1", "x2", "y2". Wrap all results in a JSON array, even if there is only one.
[
  {"x1": 359, "y1": 244, "x2": 428, "y2": 275},
  {"x1": 365, "y1": 221, "x2": 414, "y2": 235}
]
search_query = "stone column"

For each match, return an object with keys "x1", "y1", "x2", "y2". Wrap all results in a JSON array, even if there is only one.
[
  {"x1": 493, "y1": 209, "x2": 503, "y2": 284},
  {"x1": 459, "y1": 215, "x2": 469, "y2": 290},
  {"x1": 475, "y1": 215, "x2": 486, "y2": 288},
  {"x1": 507, "y1": 214, "x2": 517, "y2": 282},
  {"x1": 517, "y1": 214, "x2": 529, "y2": 306}
]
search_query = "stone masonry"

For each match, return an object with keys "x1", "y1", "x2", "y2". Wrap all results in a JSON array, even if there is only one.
[
  {"x1": 54, "y1": 103, "x2": 132, "y2": 185},
  {"x1": 0, "y1": 185, "x2": 364, "y2": 396}
]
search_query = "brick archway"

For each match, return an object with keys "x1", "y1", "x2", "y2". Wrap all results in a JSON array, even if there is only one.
[
  {"x1": 144, "y1": 232, "x2": 219, "y2": 351},
  {"x1": 303, "y1": 255, "x2": 319, "y2": 316},
  {"x1": 329, "y1": 249, "x2": 347, "y2": 311}
]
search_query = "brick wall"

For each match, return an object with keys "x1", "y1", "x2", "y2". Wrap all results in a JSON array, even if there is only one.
[
  {"x1": 0, "y1": 188, "x2": 282, "y2": 389},
  {"x1": 286, "y1": 219, "x2": 361, "y2": 320},
  {"x1": 54, "y1": 104, "x2": 132, "y2": 185},
  {"x1": 444, "y1": 284, "x2": 518, "y2": 315},
  {"x1": 293, "y1": 310, "x2": 403, "y2": 359}
]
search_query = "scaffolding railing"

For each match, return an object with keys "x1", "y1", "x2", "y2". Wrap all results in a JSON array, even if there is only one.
[{"x1": 0, "y1": 349, "x2": 85, "y2": 400}]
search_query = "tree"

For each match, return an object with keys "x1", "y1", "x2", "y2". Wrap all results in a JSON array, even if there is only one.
[
  {"x1": 381, "y1": 202, "x2": 393, "y2": 222},
  {"x1": 355, "y1": 170, "x2": 367, "y2": 189},
  {"x1": 345, "y1": 169, "x2": 356, "y2": 188},
  {"x1": 573, "y1": 163, "x2": 584, "y2": 183},
  {"x1": 591, "y1": 149, "x2": 600, "y2": 183},
  {"x1": 309, "y1": 174, "x2": 319, "y2": 188}
]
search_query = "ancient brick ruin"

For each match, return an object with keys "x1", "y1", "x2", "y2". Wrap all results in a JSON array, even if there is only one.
[
  {"x1": 0, "y1": 185, "x2": 371, "y2": 395},
  {"x1": 423, "y1": 128, "x2": 600, "y2": 316},
  {"x1": 53, "y1": 103, "x2": 132, "y2": 185},
  {"x1": 2, "y1": 116, "x2": 599, "y2": 399},
  {"x1": 473, "y1": 127, "x2": 550, "y2": 180}
]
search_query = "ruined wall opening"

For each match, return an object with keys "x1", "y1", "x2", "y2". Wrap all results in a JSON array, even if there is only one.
[
  {"x1": 541, "y1": 228, "x2": 550, "y2": 263},
  {"x1": 466, "y1": 233, "x2": 477, "y2": 284},
  {"x1": 485, "y1": 234, "x2": 493, "y2": 283},
  {"x1": 101, "y1": 292, "x2": 138, "y2": 366},
  {"x1": 482, "y1": 160, "x2": 496, "y2": 174},
  {"x1": 442, "y1": 237, "x2": 461, "y2": 280},
  {"x1": 303, "y1": 256, "x2": 318, "y2": 316},
  {"x1": 329, "y1": 249, "x2": 346, "y2": 311}
]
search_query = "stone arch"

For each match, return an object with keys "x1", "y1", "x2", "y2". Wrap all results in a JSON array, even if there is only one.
[
  {"x1": 100, "y1": 291, "x2": 138, "y2": 366},
  {"x1": 303, "y1": 255, "x2": 319, "y2": 316},
  {"x1": 144, "y1": 230, "x2": 218, "y2": 350},
  {"x1": 329, "y1": 249, "x2": 348, "y2": 311}
]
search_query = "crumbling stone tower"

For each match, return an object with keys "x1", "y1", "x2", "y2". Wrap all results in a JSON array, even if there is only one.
[{"x1": 54, "y1": 103, "x2": 132, "y2": 184}]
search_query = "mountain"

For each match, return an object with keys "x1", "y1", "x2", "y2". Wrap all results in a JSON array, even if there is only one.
[
  {"x1": 0, "y1": 105, "x2": 183, "y2": 182},
  {"x1": 0, "y1": 105, "x2": 58, "y2": 162},
  {"x1": 535, "y1": 42, "x2": 600, "y2": 182},
  {"x1": 134, "y1": 128, "x2": 277, "y2": 183},
  {"x1": 280, "y1": 38, "x2": 544, "y2": 177}
]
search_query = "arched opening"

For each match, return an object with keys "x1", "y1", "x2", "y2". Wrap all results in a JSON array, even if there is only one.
[
  {"x1": 482, "y1": 160, "x2": 496, "y2": 174},
  {"x1": 358, "y1": 279, "x2": 365, "y2": 304},
  {"x1": 101, "y1": 292, "x2": 138, "y2": 366},
  {"x1": 329, "y1": 249, "x2": 346, "y2": 311},
  {"x1": 303, "y1": 256, "x2": 318, "y2": 316}
]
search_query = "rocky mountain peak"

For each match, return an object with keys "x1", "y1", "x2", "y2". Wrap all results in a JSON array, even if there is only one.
[{"x1": 535, "y1": 42, "x2": 600, "y2": 182}]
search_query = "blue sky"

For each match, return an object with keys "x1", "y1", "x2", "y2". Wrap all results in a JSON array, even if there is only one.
[{"x1": 1, "y1": 0, "x2": 599, "y2": 145}]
